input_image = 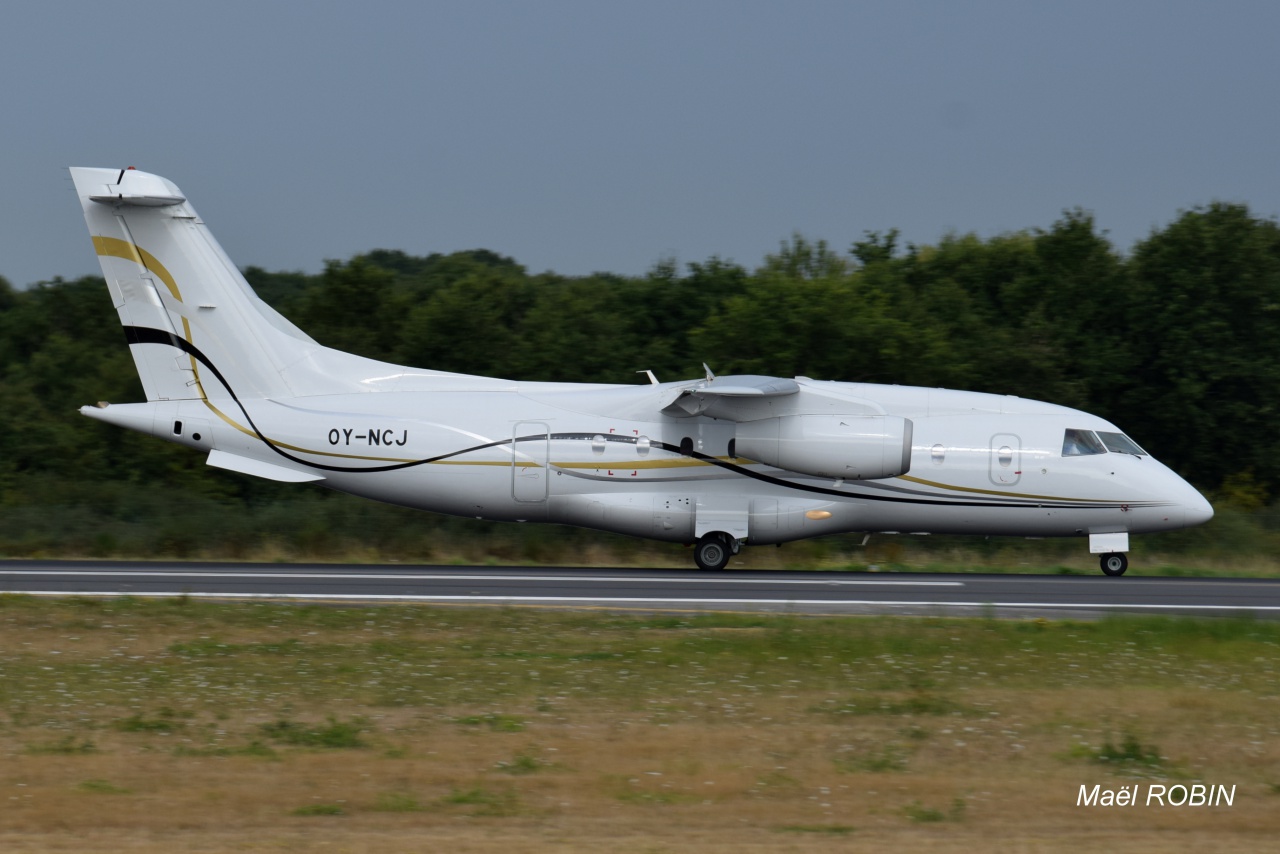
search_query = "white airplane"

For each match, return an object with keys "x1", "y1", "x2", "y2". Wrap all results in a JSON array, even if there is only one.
[{"x1": 69, "y1": 167, "x2": 1213, "y2": 576}]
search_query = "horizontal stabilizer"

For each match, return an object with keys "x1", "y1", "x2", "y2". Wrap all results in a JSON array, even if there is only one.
[
  {"x1": 87, "y1": 168, "x2": 186, "y2": 207},
  {"x1": 206, "y1": 449, "x2": 325, "y2": 483}
]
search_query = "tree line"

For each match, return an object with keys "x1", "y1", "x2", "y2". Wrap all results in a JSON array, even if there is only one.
[{"x1": 1, "y1": 202, "x2": 1277, "y2": 557}]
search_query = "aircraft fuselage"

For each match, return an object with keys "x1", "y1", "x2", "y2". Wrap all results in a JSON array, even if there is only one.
[{"x1": 86, "y1": 378, "x2": 1210, "y2": 548}]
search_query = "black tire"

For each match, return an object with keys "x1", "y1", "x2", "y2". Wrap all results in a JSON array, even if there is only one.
[
  {"x1": 1099, "y1": 552, "x2": 1128, "y2": 577},
  {"x1": 694, "y1": 533, "x2": 732, "y2": 571}
]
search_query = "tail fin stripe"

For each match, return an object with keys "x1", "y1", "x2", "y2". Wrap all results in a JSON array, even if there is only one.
[
  {"x1": 92, "y1": 235, "x2": 184, "y2": 302},
  {"x1": 123, "y1": 325, "x2": 185, "y2": 350}
]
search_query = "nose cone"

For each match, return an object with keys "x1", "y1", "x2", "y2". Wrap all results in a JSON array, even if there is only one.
[
  {"x1": 1138, "y1": 464, "x2": 1215, "y2": 533},
  {"x1": 1183, "y1": 486, "x2": 1214, "y2": 528}
]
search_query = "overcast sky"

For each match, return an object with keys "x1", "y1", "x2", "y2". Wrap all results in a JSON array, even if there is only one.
[{"x1": 3, "y1": 1, "x2": 1278, "y2": 288}]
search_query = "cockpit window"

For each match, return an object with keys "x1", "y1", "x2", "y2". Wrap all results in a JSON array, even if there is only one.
[
  {"x1": 1097, "y1": 431, "x2": 1147, "y2": 456},
  {"x1": 1062, "y1": 428, "x2": 1106, "y2": 456}
]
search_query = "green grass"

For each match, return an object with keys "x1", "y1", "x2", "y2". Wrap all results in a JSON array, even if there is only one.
[
  {"x1": 114, "y1": 709, "x2": 190, "y2": 732},
  {"x1": 291, "y1": 803, "x2": 344, "y2": 816},
  {"x1": 25, "y1": 736, "x2": 96, "y2": 755},
  {"x1": 1095, "y1": 733, "x2": 1164, "y2": 768},
  {"x1": 260, "y1": 717, "x2": 368, "y2": 749},
  {"x1": 441, "y1": 786, "x2": 520, "y2": 816},
  {"x1": 615, "y1": 790, "x2": 699, "y2": 806},
  {"x1": 454, "y1": 713, "x2": 527, "y2": 732},
  {"x1": 77, "y1": 779, "x2": 130, "y2": 795},
  {"x1": 774, "y1": 824, "x2": 856, "y2": 835},
  {"x1": 495, "y1": 749, "x2": 547, "y2": 774},
  {"x1": 811, "y1": 693, "x2": 971, "y2": 717},
  {"x1": 904, "y1": 798, "x2": 966, "y2": 823},
  {"x1": 834, "y1": 744, "x2": 911, "y2": 773},
  {"x1": 3, "y1": 598, "x2": 1280, "y2": 720},
  {"x1": 172, "y1": 740, "x2": 279, "y2": 759},
  {"x1": 372, "y1": 792, "x2": 425, "y2": 812},
  {"x1": 2, "y1": 596, "x2": 1279, "y2": 849}
]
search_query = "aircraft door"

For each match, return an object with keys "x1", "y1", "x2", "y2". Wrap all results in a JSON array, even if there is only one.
[
  {"x1": 512, "y1": 422, "x2": 550, "y2": 503},
  {"x1": 989, "y1": 433, "x2": 1022, "y2": 486}
]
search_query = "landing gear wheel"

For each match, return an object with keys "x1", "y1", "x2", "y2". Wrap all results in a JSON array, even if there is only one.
[
  {"x1": 1099, "y1": 553, "x2": 1129, "y2": 577},
  {"x1": 694, "y1": 533, "x2": 733, "y2": 571}
]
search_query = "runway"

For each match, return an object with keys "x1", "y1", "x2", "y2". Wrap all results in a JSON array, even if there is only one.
[{"x1": 2, "y1": 560, "x2": 1279, "y2": 618}]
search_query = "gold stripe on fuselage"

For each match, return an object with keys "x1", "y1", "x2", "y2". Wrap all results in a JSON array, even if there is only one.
[{"x1": 898, "y1": 474, "x2": 1108, "y2": 504}]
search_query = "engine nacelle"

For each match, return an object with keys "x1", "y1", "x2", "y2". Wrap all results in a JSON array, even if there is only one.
[{"x1": 734, "y1": 414, "x2": 913, "y2": 480}]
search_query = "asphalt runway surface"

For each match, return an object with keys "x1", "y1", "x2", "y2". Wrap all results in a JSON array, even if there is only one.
[{"x1": 2, "y1": 560, "x2": 1279, "y2": 618}]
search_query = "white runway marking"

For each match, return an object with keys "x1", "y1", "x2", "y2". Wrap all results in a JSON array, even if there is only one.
[
  {"x1": 6, "y1": 590, "x2": 1280, "y2": 611},
  {"x1": 0, "y1": 570, "x2": 962, "y2": 587}
]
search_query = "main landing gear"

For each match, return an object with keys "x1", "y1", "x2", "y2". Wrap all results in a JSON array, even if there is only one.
[
  {"x1": 1099, "y1": 552, "x2": 1129, "y2": 577},
  {"x1": 694, "y1": 532, "x2": 738, "y2": 571}
]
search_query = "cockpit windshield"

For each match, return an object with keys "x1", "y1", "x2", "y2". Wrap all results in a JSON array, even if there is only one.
[
  {"x1": 1062, "y1": 428, "x2": 1148, "y2": 457},
  {"x1": 1097, "y1": 431, "x2": 1147, "y2": 456},
  {"x1": 1062, "y1": 428, "x2": 1106, "y2": 456}
]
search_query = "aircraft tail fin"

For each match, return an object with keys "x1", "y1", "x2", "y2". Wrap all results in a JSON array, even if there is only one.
[{"x1": 69, "y1": 167, "x2": 384, "y2": 404}]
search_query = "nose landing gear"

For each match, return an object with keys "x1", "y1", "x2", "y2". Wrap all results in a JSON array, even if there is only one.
[
  {"x1": 1099, "y1": 552, "x2": 1129, "y2": 577},
  {"x1": 1091, "y1": 533, "x2": 1130, "y2": 577}
]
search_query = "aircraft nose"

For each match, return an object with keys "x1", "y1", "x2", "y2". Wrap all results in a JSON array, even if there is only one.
[
  {"x1": 1183, "y1": 488, "x2": 1214, "y2": 527},
  {"x1": 1166, "y1": 470, "x2": 1214, "y2": 528}
]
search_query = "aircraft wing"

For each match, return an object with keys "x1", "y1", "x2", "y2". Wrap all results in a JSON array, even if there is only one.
[{"x1": 661, "y1": 375, "x2": 800, "y2": 418}]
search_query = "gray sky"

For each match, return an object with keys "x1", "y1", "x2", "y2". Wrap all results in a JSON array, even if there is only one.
[{"x1": 3, "y1": 1, "x2": 1279, "y2": 288}]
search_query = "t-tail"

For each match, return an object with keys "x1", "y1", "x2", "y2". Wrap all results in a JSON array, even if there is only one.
[
  {"x1": 71, "y1": 167, "x2": 504, "y2": 482},
  {"x1": 69, "y1": 166, "x2": 398, "y2": 404}
]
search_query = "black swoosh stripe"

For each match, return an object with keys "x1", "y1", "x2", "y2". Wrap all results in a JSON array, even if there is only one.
[
  {"x1": 661, "y1": 443, "x2": 1144, "y2": 510},
  {"x1": 124, "y1": 325, "x2": 1150, "y2": 509},
  {"x1": 125, "y1": 325, "x2": 505, "y2": 474}
]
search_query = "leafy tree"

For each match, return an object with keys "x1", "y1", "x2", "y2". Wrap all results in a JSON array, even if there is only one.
[
  {"x1": 393, "y1": 266, "x2": 533, "y2": 376},
  {"x1": 1123, "y1": 203, "x2": 1280, "y2": 491},
  {"x1": 295, "y1": 258, "x2": 399, "y2": 360},
  {"x1": 691, "y1": 246, "x2": 935, "y2": 383},
  {"x1": 850, "y1": 228, "x2": 900, "y2": 267},
  {"x1": 1025, "y1": 210, "x2": 1132, "y2": 412},
  {"x1": 507, "y1": 274, "x2": 649, "y2": 383},
  {"x1": 761, "y1": 234, "x2": 849, "y2": 280},
  {"x1": 242, "y1": 266, "x2": 317, "y2": 318},
  {"x1": 630, "y1": 258, "x2": 750, "y2": 380}
]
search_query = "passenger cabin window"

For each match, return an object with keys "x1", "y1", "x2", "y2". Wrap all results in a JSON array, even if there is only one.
[
  {"x1": 1062, "y1": 428, "x2": 1106, "y2": 457},
  {"x1": 1097, "y1": 431, "x2": 1147, "y2": 456}
]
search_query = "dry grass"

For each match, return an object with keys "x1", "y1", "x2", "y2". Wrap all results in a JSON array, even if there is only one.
[{"x1": 1, "y1": 597, "x2": 1278, "y2": 852}]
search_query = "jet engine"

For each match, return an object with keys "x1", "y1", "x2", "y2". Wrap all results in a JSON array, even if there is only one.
[{"x1": 734, "y1": 414, "x2": 913, "y2": 480}]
